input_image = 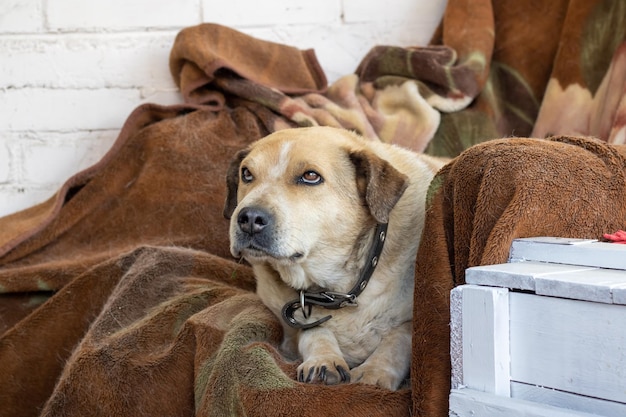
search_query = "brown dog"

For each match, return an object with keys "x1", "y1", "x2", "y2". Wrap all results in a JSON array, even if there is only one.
[{"x1": 224, "y1": 126, "x2": 443, "y2": 390}]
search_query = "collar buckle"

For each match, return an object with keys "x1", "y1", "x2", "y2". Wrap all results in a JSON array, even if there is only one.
[
  {"x1": 281, "y1": 223, "x2": 388, "y2": 329},
  {"x1": 322, "y1": 291, "x2": 357, "y2": 308}
]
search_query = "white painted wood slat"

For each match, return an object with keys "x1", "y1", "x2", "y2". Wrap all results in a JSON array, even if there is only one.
[
  {"x1": 451, "y1": 238, "x2": 626, "y2": 416},
  {"x1": 467, "y1": 261, "x2": 626, "y2": 305},
  {"x1": 449, "y1": 388, "x2": 603, "y2": 417},
  {"x1": 534, "y1": 267, "x2": 626, "y2": 304},
  {"x1": 509, "y1": 292, "x2": 626, "y2": 404},
  {"x1": 509, "y1": 238, "x2": 626, "y2": 270},
  {"x1": 465, "y1": 262, "x2": 597, "y2": 292},
  {"x1": 460, "y1": 285, "x2": 510, "y2": 396},
  {"x1": 511, "y1": 382, "x2": 626, "y2": 417}
]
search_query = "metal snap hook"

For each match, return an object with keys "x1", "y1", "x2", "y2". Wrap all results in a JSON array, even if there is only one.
[{"x1": 281, "y1": 297, "x2": 332, "y2": 329}]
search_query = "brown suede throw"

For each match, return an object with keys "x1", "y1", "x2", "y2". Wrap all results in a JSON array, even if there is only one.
[
  {"x1": 0, "y1": 102, "x2": 412, "y2": 417},
  {"x1": 2, "y1": 1, "x2": 626, "y2": 416},
  {"x1": 169, "y1": 23, "x2": 328, "y2": 103}
]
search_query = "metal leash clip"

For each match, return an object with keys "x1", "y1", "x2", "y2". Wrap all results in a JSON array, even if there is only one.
[
  {"x1": 281, "y1": 222, "x2": 388, "y2": 330},
  {"x1": 282, "y1": 293, "x2": 331, "y2": 330},
  {"x1": 281, "y1": 290, "x2": 358, "y2": 329},
  {"x1": 321, "y1": 291, "x2": 357, "y2": 308}
]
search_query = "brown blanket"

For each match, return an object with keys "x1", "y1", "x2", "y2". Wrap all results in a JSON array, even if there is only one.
[
  {"x1": 411, "y1": 136, "x2": 626, "y2": 416},
  {"x1": 165, "y1": 0, "x2": 626, "y2": 159},
  {"x1": 2, "y1": 0, "x2": 626, "y2": 416},
  {"x1": 0, "y1": 103, "x2": 413, "y2": 416},
  {"x1": 424, "y1": 0, "x2": 626, "y2": 156}
]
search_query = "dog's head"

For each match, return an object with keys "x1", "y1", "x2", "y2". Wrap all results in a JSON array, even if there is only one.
[{"x1": 224, "y1": 127, "x2": 408, "y2": 288}]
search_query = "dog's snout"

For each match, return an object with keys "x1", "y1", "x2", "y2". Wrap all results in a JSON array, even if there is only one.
[{"x1": 237, "y1": 207, "x2": 272, "y2": 235}]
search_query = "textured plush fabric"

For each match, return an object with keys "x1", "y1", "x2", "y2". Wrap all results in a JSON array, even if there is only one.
[
  {"x1": 411, "y1": 136, "x2": 626, "y2": 416},
  {"x1": 2, "y1": 1, "x2": 626, "y2": 416}
]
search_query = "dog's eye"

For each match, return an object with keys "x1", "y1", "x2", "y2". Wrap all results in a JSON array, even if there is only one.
[
  {"x1": 241, "y1": 167, "x2": 254, "y2": 183},
  {"x1": 300, "y1": 171, "x2": 323, "y2": 185}
]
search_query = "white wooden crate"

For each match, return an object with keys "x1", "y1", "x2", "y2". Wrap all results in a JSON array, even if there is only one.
[{"x1": 450, "y1": 237, "x2": 626, "y2": 417}]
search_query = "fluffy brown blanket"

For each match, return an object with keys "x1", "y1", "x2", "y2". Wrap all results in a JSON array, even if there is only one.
[
  {"x1": 2, "y1": 0, "x2": 626, "y2": 416},
  {"x1": 412, "y1": 136, "x2": 626, "y2": 416}
]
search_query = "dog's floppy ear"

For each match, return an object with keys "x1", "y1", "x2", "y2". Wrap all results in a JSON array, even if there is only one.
[
  {"x1": 223, "y1": 149, "x2": 249, "y2": 219},
  {"x1": 350, "y1": 149, "x2": 409, "y2": 223}
]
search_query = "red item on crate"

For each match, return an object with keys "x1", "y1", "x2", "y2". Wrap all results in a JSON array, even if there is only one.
[{"x1": 604, "y1": 230, "x2": 626, "y2": 244}]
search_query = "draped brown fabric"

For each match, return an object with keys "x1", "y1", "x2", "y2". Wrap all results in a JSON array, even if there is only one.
[
  {"x1": 2, "y1": 1, "x2": 626, "y2": 416},
  {"x1": 411, "y1": 137, "x2": 626, "y2": 416}
]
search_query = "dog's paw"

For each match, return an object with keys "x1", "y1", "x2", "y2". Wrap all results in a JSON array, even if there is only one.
[
  {"x1": 350, "y1": 363, "x2": 403, "y2": 390},
  {"x1": 297, "y1": 356, "x2": 351, "y2": 385}
]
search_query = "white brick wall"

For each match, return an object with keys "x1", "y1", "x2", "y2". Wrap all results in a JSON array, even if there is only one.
[{"x1": 0, "y1": 0, "x2": 446, "y2": 217}]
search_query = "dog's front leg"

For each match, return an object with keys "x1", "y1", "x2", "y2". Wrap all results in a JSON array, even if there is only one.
[
  {"x1": 297, "y1": 327, "x2": 351, "y2": 385},
  {"x1": 349, "y1": 321, "x2": 411, "y2": 390}
]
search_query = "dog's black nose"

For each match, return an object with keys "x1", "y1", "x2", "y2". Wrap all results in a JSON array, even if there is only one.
[{"x1": 237, "y1": 207, "x2": 271, "y2": 235}]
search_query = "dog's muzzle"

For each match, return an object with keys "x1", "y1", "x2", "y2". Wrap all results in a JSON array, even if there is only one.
[
  {"x1": 237, "y1": 206, "x2": 271, "y2": 236},
  {"x1": 233, "y1": 206, "x2": 289, "y2": 258}
]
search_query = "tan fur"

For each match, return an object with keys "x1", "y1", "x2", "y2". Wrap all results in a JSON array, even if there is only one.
[{"x1": 224, "y1": 126, "x2": 443, "y2": 390}]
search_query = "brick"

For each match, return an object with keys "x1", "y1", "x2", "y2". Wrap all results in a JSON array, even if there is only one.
[
  {"x1": 0, "y1": 33, "x2": 179, "y2": 89},
  {"x1": 342, "y1": 0, "x2": 447, "y2": 24},
  {"x1": 22, "y1": 143, "x2": 80, "y2": 185},
  {"x1": 244, "y1": 24, "x2": 363, "y2": 82},
  {"x1": 347, "y1": 20, "x2": 440, "y2": 47},
  {"x1": 0, "y1": 186, "x2": 56, "y2": 218},
  {"x1": 244, "y1": 21, "x2": 440, "y2": 82},
  {"x1": 0, "y1": 0, "x2": 43, "y2": 33},
  {"x1": 202, "y1": 0, "x2": 341, "y2": 27},
  {"x1": 20, "y1": 131, "x2": 118, "y2": 184},
  {"x1": 0, "y1": 87, "x2": 182, "y2": 131},
  {"x1": 47, "y1": 0, "x2": 201, "y2": 31},
  {"x1": 0, "y1": 130, "x2": 118, "y2": 217},
  {"x1": 0, "y1": 142, "x2": 11, "y2": 183}
]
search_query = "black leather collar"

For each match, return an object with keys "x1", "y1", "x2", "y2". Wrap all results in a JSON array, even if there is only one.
[{"x1": 281, "y1": 223, "x2": 388, "y2": 329}]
